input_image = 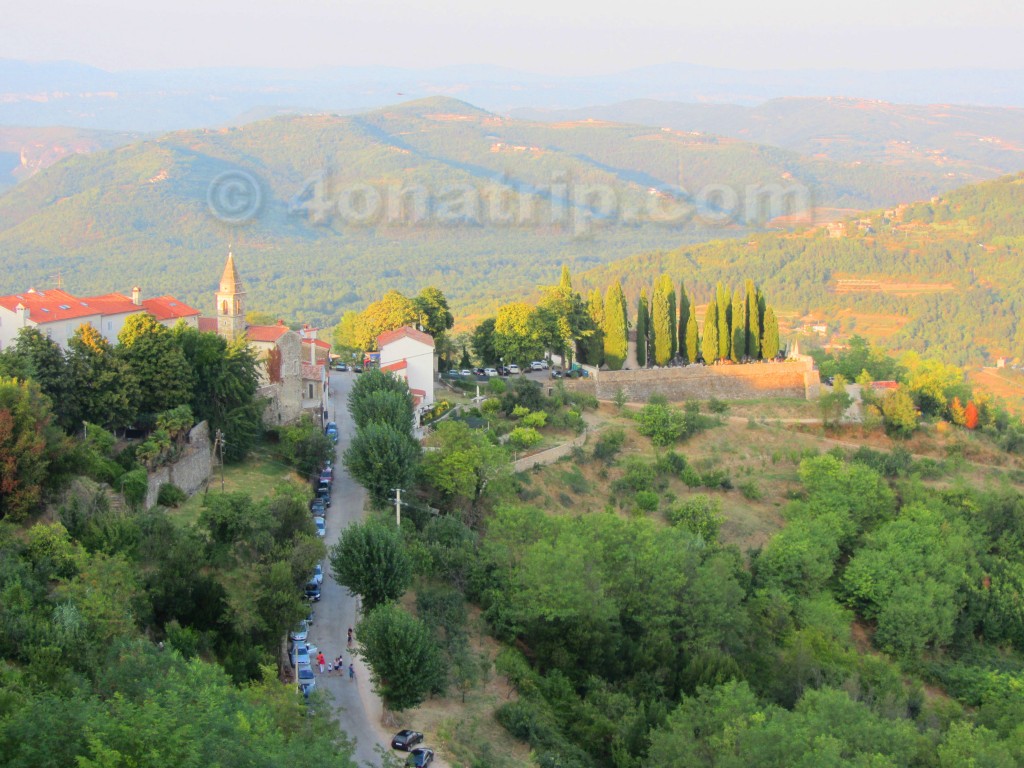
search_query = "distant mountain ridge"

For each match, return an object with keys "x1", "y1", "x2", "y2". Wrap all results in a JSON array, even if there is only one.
[
  {"x1": 0, "y1": 95, "x2": 981, "y2": 325},
  {"x1": 4, "y1": 58, "x2": 1024, "y2": 132}
]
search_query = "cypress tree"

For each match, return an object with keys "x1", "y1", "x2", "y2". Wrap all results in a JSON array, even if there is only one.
[
  {"x1": 636, "y1": 290, "x2": 649, "y2": 368},
  {"x1": 746, "y1": 280, "x2": 761, "y2": 359},
  {"x1": 762, "y1": 305, "x2": 780, "y2": 360},
  {"x1": 685, "y1": 305, "x2": 699, "y2": 365},
  {"x1": 652, "y1": 276, "x2": 673, "y2": 366},
  {"x1": 665, "y1": 277, "x2": 677, "y2": 360},
  {"x1": 603, "y1": 281, "x2": 628, "y2": 370},
  {"x1": 678, "y1": 281, "x2": 691, "y2": 362},
  {"x1": 716, "y1": 282, "x2": 730, "y2": 361},
  {"x1": 586, "y1": 288, "x2": 606, "y2": 366},
  {"x1": 731, "y1": 288, "x2": 746, "y2": 362},
  {"x1": 702, "y1": 300, "x2": 719, "y2": 363}
]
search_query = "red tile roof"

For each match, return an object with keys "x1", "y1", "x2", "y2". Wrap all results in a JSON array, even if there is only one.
[
  {"x1": 245, "y1": 323, "x2": 291, "y2": 343},
  {"x1": 381, "y1": 359, "x2": 409, "y2": 373},
  {"x1": 198, "y1": 317, "x2": 218, "y2": 333},
  {"x1": 302, "y1": 338, "x2": 332, "y2": 350},
  {"x1": 377, "y1": 326, "x2": 435, "y2": 348},
  {"x1": 0, "y1": 288, "x2": 138, "y2": 324},
  {"x1": 140, "y1": 295, "x2": 201, "y2": 322},
  {"x1": 301, "y1": 363, "x2": 325, "y2": 380}
]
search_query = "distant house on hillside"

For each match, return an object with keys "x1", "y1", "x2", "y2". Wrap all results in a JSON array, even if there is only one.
[
  {"x1": 378, "y1": 326, "x2": 435, "y2": 414},
  {"x1": 0, "y1": 284, "x2": 199, "y2": 350}
]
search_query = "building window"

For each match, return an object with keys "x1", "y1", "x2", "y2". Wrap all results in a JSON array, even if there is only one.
[
  {"x1": 308, "y1": 383, "x2": 314, "y2": 399},
  {"x1": 221, "y1": 300, "x2": 229, "y2": 315}
]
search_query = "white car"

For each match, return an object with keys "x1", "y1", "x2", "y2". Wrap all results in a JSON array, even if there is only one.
[
  {"x1": 531, "y1": 361, "x2": 544, "y2": 371},
  {"x1": 314, "y1": 516, "x2": 326, "y2": 537},
  {"x1": 508, "y1": 364, "x2": 521, "y2": 374},
  {"x1": 484, "y1": 367, "x2": 499, "y2": 377},
  {"x1": 460, "y1": 369, "x2": 472, "y2": 376}
]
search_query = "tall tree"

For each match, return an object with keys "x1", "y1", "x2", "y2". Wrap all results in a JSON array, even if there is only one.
[
  {"x1": 583, "y1": 288, "x2": 606, "y2": 367},
  {"x1": 536, "y1": 265, "x2": 592, "y2": 367},
  {"x1": 702, "y1": 301, "x2": 719, "y2": 364},
  {"x1": 746, "y1": 281, "x2": 762, "y2": 359},
  {"x1": 356, "y1": 602, "x2": 447, "y2": 712},
  {"x1": 329, "y1": 520, "x2": 412, "y2": 611},
  {"x1": 636, "y1": 290, "x2": 650, "y2": 368},
  {"x1": 412, "y1": 286, "x2": 455, "y2": 338},
  {"x1": 5, "y1": 328, "x2": 73, "y2": 431},
  {"x1": 678, "y1": 282, "x2": 691, "y2": 363},
  {"x1": 356, "y1": 290, "x2": 419, "y2": 351},
  {"x1": 716, "y1": 282, "x2": 731, "y2": 361},
  {"x1": 470, "y1": 318, "x2": 498, "y2": 366},
  {"x1": 603, "y1": 281, "x2": 629, "y2": 371},
  {"x1": 494, "y1": 302, "x2": 544, "y2": 365},
  {"x1": 665, "y1": 276, "x2": 678, "y2": 359},
  {"x1": 651, "y1": 276, "x2": 674, "y2": 366},
  {"x1": 762, "y1": 305, "x2": 780, "y2": 360},
  {"x1": 731, "y1": 288, "x2": 747, "y2": 363},
  {"x1": 343, "y1": 422, "x2": 420, "y2": 505},
  {"x1": 67, "y1": 324, "x2": 139, "y2": 430},
  {"x1": 685, "y1": 305, "x2": 699, "y2": 365},
  {"x1": 117, "y1": 313, "x2": 192, "y2": 417},
  {"x1": 0, "y1": 377, "x2": 62, "y2": 520}
]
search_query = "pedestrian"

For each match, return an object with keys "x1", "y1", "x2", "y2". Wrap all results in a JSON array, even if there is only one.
[
  {"x1": 348, "y1": 663, "x2": 355, "y2": 680},
  {"x1": 326, "y1": 661, "x2": 333, "y2": 674},
  {"x1": 336, "y1": 655, "x2": 343, "y2": 670},
  {"x1": 317, "y1": 651, "x2": 326, "y2": 674},
  {"x1": 347, "y1": 627, "x2": 353, "y2": 645}
]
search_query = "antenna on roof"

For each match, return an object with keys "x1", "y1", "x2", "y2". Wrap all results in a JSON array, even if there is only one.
[{"x1": 50, "y1": 272, "x2": 63, "y2": 289}]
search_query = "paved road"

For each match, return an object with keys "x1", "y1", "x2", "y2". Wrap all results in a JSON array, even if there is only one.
[{"x1": 309, "y1": 371, "x2": 391, "y2": 767}]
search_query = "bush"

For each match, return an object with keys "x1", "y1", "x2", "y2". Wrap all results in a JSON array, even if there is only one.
[
  {"x1": 561, "y1": 468, "x2": 590, "y2": 494},
  {"x1": 509, "y1": 427, "x2": 543, "y2": 450},
  {"x1": 738, "y1": 480, "x2": 763, "y2": 500},
  {"x1": 592, "y1": 427, "x2": 625, "y2": 462},
  {"x1": 708, "y1": 397, "x2": 730, "y2": 414},
  {"x1": 634, "y1": 490, "x2": 659, "y2": 512},
  {"x1": 488, "y1": 378, "x2": 507, "y2": 395},
  {"x1": 635, "y1": 402, "x2": 691, "y2": 445},
  {"x1": 521, "y1": 411, "x2": 548, "y2": 429},
  {"x1": 701, "y1": 469, "x2": 733, "y2": 490},
  {"x1": 156, "y1": 483, "x2": 187, "y2": 508},
  {"x1": 613, "y1": 457, "x2": 657, "y2": 493},
  {"x1": 120, "y1": 468, "x2": 149, "y2": 509},
  {"x1": 666, "y1": 494, "x2": 724, "y2": 542}
]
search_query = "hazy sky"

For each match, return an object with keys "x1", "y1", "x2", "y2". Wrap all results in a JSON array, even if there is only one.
[{"x1": 4, "y1": 0, "x2": 1024, "y2": 72}]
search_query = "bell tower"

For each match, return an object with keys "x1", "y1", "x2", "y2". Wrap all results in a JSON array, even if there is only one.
[{"x1": 215, "y1": 250, "x2": 246, "y2": 339}]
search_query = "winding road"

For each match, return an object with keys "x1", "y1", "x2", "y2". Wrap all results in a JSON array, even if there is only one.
[{"x1": 308, "y1": 370, "x2": 391, "y2": 766}]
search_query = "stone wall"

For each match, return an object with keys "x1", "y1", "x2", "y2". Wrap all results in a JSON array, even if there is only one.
[
  {"x1": 586, "y1": 359, "x2": 820, "y2": 403},
  {"x1": 144, "y1": 420, "x2": 214, "y2": 509}
]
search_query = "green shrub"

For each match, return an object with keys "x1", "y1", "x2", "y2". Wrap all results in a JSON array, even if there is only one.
[
  {"x1": 120, "y1": 468, "x2": 149, "y2": 509},
  {"x1": 666, "y1": 494, "x2": 724, "y2": 542},
  {"x1": 738, "y1": 480, "x2": 763, "y2": 501},
  {"x1": 708, "y1": 397, "x2": 730, "y2": 414},
  {"x1": 593, "y1": 427, "x2": 625, "y2": 462},
  {"x1": 157, "y1": 483, "x2": 187, "y2": 508},
  {"x1": 701, "y1": 469, "x2": 733, "y2": 490},
  {"x1": 509, "y1": 427, "x2": 543, "y2": 450},
  {"x1": 613, "y1": 457, "x2": 657, "y2": 493},
  {"x1": 561, "y1": 468, "x2": 590, "y2": 494},
  {"x1": 521, "y1": 410, "x2": 548, "y2": 429},
  {"x1": 488, "y1": 378, "x2": 507, "y2": 395},
  {"x1": 634, "y1": 490, "x2": 659, "y2": 512}
]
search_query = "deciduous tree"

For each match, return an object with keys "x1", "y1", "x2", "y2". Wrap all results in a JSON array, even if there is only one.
[{"x1": 330, "y1": 520, "x2": 412, "y2": 610}]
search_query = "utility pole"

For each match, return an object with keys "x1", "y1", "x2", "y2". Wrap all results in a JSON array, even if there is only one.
[{"x1": 391, "y1": 487, "x2": 403, "y2": 527}]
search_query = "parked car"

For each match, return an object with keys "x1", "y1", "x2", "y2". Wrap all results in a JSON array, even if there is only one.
[
  {"x1": 312, "y1": 564, "x2": 323, "y2": 585},
  {"x1": 297, "y1": 665, "x2": 316, "y2": 696},
  {"x1": 314, "y1": 516, "x2": 326, "y2": 538},
  {"x1": 460, "y1": 369, "x2": 472, "y2": 376},
  {"x1": 406, "y1": 748, "x2": 434, "y2": 767},
  {"x1": 334, "y1": 362, "x2": 348, "y2": 371},
  {"x1": 325, "y1": 422, "x2": 339, "y2": 443},
  {"x1": 550, "y1": 368, "x2": 563, "y2": 378},
  {"x1": 315, "y1": 488, "x2": 331, "y2": 507},
  {"x1": 310, "y1": 499, "x2": 326, "y2": 516},
  {"x1": 507, "y1": 364, "x2": 521, "y2": 375},
  {"x1": 353, "y1": 365, "x2": 363, "y2": 373},
  {"x1": 391, "y1": 730, "x2": 425, "y2": 751},
  {"x1": 484, "y1": 367, "x2": 498, "y2": 377},
  {"x1": 305, "y1": 582, "x2": 321, "y2": 601},
  {"x1": 292, "y1": 642, "x2": 311, "y2": 668},
  {"x1": 530, "y1": 361, "x2": 544, "y2": 371},
  {"x1": 289, "y1": 620, "x2": 309, "y2": 643}
]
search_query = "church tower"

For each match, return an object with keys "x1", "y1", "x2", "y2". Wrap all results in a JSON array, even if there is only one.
[{"x1": 215, "y1": 250, "x2": 246, "y2": 339}]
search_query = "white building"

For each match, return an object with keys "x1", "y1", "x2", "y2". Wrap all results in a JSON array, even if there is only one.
[
  {"x1": 377, "y1": 326, "x2": 436, "y2": 412},
  {"x1": 0, "y1": 286, "x2": 200, "y2": 350}
]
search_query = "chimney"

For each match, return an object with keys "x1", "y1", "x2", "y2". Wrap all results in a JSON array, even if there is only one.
[
  {"x1": 131, "y1": 286, "x2": 141, "y2": 306},
  {"x1": 14, "y1": 303, "x2": 29, "y2": 325}
]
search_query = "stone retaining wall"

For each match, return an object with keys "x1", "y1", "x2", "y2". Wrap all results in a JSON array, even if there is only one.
[
  {"x1": 144, "y1": 420, "x2": 213, "y2": 509},
  {"x1": 587, "y1": 359, "x2": 820, "y2": 403}
]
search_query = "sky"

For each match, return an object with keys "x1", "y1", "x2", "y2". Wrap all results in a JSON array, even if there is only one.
[{"x1": 3, "y1": 0, "x2": 1024, "y2": 73}]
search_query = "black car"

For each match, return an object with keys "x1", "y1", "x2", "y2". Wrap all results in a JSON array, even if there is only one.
[
  {"x1": 353, "y1": 365, "x2": 363, "y2": 373},
  {"x1": 310, "y1": 500, "x2": 326, "y2": 517},
  {"x1": 391, "y1": 730, "x2": 424, "y2": 751},
  {"x1": 405, "y1": 748, "x2": 434, "y2": 767},
  {"x1": 304, "y1": 582, "x2": 321, "y2": 602}
]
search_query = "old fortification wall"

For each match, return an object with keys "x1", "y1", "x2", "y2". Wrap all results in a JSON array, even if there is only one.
[
  {"x1": 569, "y1": 359, "x2": 820, "y2": 403},
  {"x1": 144, "y1": 421, "x2": 213, "y2": 509}
]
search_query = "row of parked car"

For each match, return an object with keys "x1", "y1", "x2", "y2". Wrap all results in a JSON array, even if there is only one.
[
  {"x1": 391, "y1": 730, "x2": 434, "y2": 766},
  {"x1": 289, "y1": 615, "x2": 318, "y2": 696},
  {"x1": 304, "y1": 458, "x2": 333, "y2": 603}
]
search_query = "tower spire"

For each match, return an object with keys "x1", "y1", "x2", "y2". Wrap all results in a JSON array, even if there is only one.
[{"x1": 215, "y1": 248, "x2": 246, "y2": 339}]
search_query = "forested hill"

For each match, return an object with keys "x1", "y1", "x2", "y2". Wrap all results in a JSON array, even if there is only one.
[
  {"x1": 578, "y1": 173, "x2": 1024, "y2": 365},
  {"x1": 0, "y1": 96, "x2": 988, "y2": 324}
]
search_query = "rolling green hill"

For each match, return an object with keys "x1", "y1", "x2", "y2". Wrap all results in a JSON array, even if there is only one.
[
  {"x1": 578, "y1": 172, "x2": 1024, "y2": 365},
  {"x1": 0, "y1": 96, "x2": 987, "y2": 325}
]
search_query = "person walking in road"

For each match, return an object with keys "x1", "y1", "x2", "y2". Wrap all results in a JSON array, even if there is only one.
[
  {"x1": 347, "y1": 627, "x2": 353, "y2": 646},
  {"x1": 317, "y1": 651, "x2": 326, "y2": 673},
  {"x1": 348, "y1": 663, "x2": 355, "y2": 680}
]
